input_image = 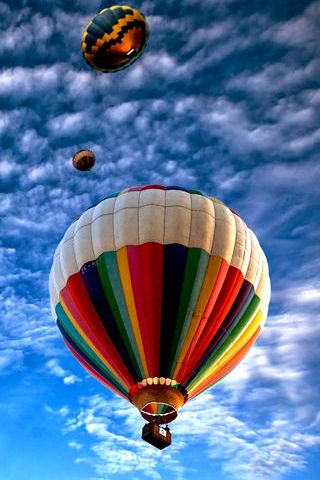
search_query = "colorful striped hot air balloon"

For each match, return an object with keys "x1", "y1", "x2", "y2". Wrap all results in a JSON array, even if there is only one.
[
  {"x1": 81, "y1": 6, "x2": 148, "y2": 73},
  {"x1": 49, "y1": 185, "x2": 270, "y2": 448}
]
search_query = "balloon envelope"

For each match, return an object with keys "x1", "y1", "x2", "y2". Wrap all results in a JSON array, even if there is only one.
[
  {"x1": 49, "y1": 185, "x2": 270, "y2": 422},
  {"x1": 72, "y1": 150, "x2": 95, "y2": 171},
  {"x1": 81, "y1": 6, "x2": 148, "y2": 73}
]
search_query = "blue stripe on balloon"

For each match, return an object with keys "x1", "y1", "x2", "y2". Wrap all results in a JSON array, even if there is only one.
[
  {"x1": 80, "y1": 260, "x2": 140, "y2": 382},
  {"x1": 160, "y1": 243, "x2": 188, "y2": 377}
]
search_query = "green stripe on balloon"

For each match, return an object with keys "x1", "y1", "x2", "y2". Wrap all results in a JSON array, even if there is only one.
[
  {"x1": 194, "y1": 294, "x2": 261, "y2": 380},
  {"x1": 169, "y1": 248, "x2": 210, "y2": 374},
  {"x1": 187, "y1": 189, "x2": 203, "y2": 196},
  {"x1": 226, "y1": 294, "x2": 262, "y2": 342},
  {"x1": 96, "y1": 252, "x2": 145, "y2": 379},
  {"x1": 186, "y1": 294, "x2": 262, "y2": 389}
]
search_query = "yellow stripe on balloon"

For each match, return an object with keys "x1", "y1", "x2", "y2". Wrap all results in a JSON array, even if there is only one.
[
  {"x1": 209, "y1": 310, "x2": 262, "y2": 375},
  {"x1": 85, "y1": 8, "x2": 144, "y2": 51},
  {"x1": 60, "y1": 297, "x2": 130, "y2": 391},
  {"x1": 116, "y1": 247, "x2": 149, "y2": 378},
  {"x1": 188, "y1": 325, "x2": 262, "y2": 401},
  {"x1": 172, "y1": 256, "x2": 223, "y2": 378},
  {"x1": 188, "y1": 310, "x2": 263, "y2": 394},
  {"x1": 100, "y1": 12, "x2": 142, "y2": 44},
  {"x1": 113, "y1": 5, "x2": 145, "y2": 24}
]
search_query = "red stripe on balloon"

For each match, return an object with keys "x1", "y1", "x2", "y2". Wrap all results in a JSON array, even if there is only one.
[
  {"x1": 127, "y1": 243, "x2": 163, "y2": 377},
  {"x1": 126, "y1": 187, "x2": 143, "y2": 192},
  {"x1": 127, "y1": 185, "x2": 166, "y2": 192},
  {"x1": 179, "y1": 265, "x2": 245, "y2": 383},
  {"x1": 141, "y1": 185, "x2": 166, "y2": 191},
  {"x1": 61, "y1": 274, "x2": 134, "y2": 388},
  {"x1": 65, "y1": 339, "x2": 128, "y2": 400},
  {"x1": 188, "y1": 326, "x2": 260, "y2": 400},
  {"x1": 200, "y1": 266, "x2": 245, "y2": 346},
  {"x1": 176, "y1": 258, "x2": 229, "y2": 382}
]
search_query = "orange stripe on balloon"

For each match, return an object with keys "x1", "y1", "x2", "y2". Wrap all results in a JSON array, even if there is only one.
[
  {"x1": 178, "y1": 265, "x2": 244, "y2": 383},
  {"x1": 188, "y1": 309, "x2": 263, "y2": 391},
  {"x1": 188, "y1": 326, "x2": 260, "y2": 399},
  {"x1": 174, "y1": 256, "x2": 228, "y2": 379},
  {"x1": 116, "y1": 247, "x2": 149, "y2": 377}
]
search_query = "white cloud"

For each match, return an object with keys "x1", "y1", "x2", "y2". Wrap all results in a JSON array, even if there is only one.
[
  {"x1": 107, "y1": 102, "x2": 139, "y2": 124},
  {"x1": 27, "y1": 163, "x2": 55, "y2": 183},
  {"x1": 47, "y1": 111, "x2": 88, "y2": 138},
  {"x1": 0, "y1": 66, "x2": 60, "y2": 98},
  {"x1": 262, "y1": 1, "x2": 320, "y2": 51},
  {"x1": 68, "y1": 441, "x2": 83, "y2": 450},
  {"x1": 122, "y1": 50, "x2": 181, "y2": 90},
  {"x1": 0, "y1": 13, "x2": 55, "y2": 55},
  {"x1": 228, "y1": 59, "x2": 319, "y2": 96},
  {"x1": 58, "y1": 394, "x2": 184, "y2": 479},
  {"x1": 45, "y1": 404, "x2": 71, "y2": 418},
  {"x1": 285, "y1": 127, "x2": 320, "y2": 155},
  {"x1": 46, "y1": 358, "x2": 81, "y2": 385},
  {"x1": 173, "y1": 392, "x2": 320, "y2": 480},
  {"x1": 20, "y1": 129, "x2": 48, "y2": 156},
  {"x1": 0, "y1": 159, "x2": 17, "y2": 179},
  {"x1": 0, "y1": 286, "x2": 59, "y2": 372},
  {"x1": 183, "y1": 19, "x2": 234, "y2": 53},
  {"x1": 272, "y1": 283, "x2": 320, "y2": 305},
  {"x1": 51, "y1": 378, "x2": 320, "y2": 480},
  {"x1": 0, "y1": 348, "x2": 24, "y2": 374}
]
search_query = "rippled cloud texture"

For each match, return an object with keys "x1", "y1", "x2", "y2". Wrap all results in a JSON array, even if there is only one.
[{"x1": 1, "y1": 1, "x2": 319, "y2": 479}]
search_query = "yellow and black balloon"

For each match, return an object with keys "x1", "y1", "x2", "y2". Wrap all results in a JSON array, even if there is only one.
[{"x1": 81, "y1": 5, "x2": 148, "y2": 73}]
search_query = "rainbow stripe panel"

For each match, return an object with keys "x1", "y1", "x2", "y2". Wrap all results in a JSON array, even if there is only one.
[{"x1": 49, "y1": 185, "x2": 271, "y2": 402}]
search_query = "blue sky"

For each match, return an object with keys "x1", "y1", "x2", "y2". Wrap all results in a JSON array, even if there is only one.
[{"x1": 1, "y1": 0, "x2": 320, "y2": 479}]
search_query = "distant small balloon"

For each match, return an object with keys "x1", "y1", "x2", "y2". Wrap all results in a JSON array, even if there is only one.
[
  {"x1": 72, "y1": 150, "x2": 95, "y2": 171},
  {"x1": 81, "y1": 5, "x2": 148, "y2": 73}
]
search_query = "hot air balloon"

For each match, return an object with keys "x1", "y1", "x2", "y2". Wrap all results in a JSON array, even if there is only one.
[
  {"x1": 72, "y1": 150, "x2": 95, "y2": 171},
  {"x1": 49, "y1": 185, "x2": 270, "y2": 449},
  {"x1": 81, "y1": 6, "x2": 148, "y2": 73}
]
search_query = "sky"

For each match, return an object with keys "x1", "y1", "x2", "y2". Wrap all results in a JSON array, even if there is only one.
[{"x1": 0, "y1": 0, "x2": 320, "y2": 479}]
